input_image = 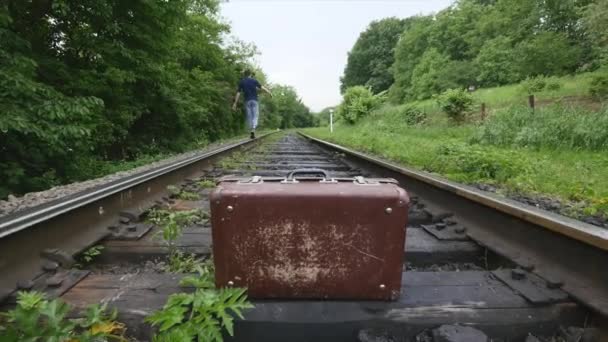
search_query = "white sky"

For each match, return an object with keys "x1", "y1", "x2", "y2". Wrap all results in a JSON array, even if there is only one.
[{"x1": 221, "y1": 0, "x2": 453, "y2": 111}]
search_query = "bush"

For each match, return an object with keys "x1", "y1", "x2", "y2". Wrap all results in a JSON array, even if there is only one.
[
  {"x1": 399, "y1": 105, "x2": 427, "y2": 125},
  {"x1": 473, "y1": 105, "x2": 608, "y2": 150},
  {"x1": 545, "y1": 79, "x2": 563, "y2": 92},
  {"x1": 590, "y1": 72, "x2": 608, "y2": 100},
  {"x1": 436, "y1": 89, "x2": 474, "y2": 123},
  {"x1": 337, "y1": 86, "x2": 384, "y2": 124},
  {"x1": 520, "y1": 76, "x2": 547, "y2": 95}
]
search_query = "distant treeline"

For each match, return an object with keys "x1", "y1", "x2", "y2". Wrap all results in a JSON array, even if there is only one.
[
  {"x1": 0, "y1": 1, "x2": 313, "y2": 198},
  {"x1": 341, "y1": 0, "x2": 608, "y2": 102}
]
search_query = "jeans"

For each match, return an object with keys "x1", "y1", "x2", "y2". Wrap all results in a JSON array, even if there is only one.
[{"x1": 245, "y1": 100, "x2": 259, "y2": 131}]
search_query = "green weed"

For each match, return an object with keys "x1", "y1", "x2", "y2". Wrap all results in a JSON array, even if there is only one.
[
  {"x1": 303, "y1": 120, "x2": 608, "y2": 220},
  {"x1": 76, "y1": 245, "x2": 104, "y2": 268},
  {"x1": 218, "y1": 152, "x2": 247, "y2": 170},
  {"x1": 148, "y1": 209, "x2": 206, "y2": 270},
  {"x1": 146, "y1": 261, "x2": 253, "y2": 342},
  {"x1": 166, "y1": 251, "x2": 206, "y2": 274},
  {"x1": 167, "y1": 185, "x2": 200, "y2": 201},
  {"x1": 474, "y1": 105, "x2": 608, "y2": 150},
  {"x1": 425, "y1": 142, "x2": 533, "y2": 183},
  {"x1": 0, "y1": 291, "x2": 127, "y2": 341},
  {"x1": 177, "y1": 191, "x2": 200, "y2": 201},
  {"x1": 197, "y1": 179, "x2": 216, "y2": 189}
]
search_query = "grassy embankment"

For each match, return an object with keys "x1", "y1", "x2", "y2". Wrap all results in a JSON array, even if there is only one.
[
  {"x1": 61, "y1": 131, "x2": 272, "y2": 187},
  {"x1": 304, "y1": 72, "x2": 608, "y2": 221}
]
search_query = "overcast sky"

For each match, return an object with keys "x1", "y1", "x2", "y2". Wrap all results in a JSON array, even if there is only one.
[{"x1": 221, "y1": 0, "x2": 453, "y2": 111}]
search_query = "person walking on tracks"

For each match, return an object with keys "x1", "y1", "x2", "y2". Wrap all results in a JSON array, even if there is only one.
[{"x1": 232, "y1": 70, "x2": 273, "y2": 139}]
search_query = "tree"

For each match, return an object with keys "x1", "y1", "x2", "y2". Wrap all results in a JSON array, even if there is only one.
[
  {"x1": 0, "y1": 0, "x2": 257, "y2": 198},
  {"x1": 410, "y1": 49, "x2": 452, "y2": 100},
  {"x1": 389, "y1": 16, "x2": 434, "y2": 102},
  {"x1": 0, "y1": 6, "x2": 103, "y2": 197},
  {"x1": 313, "y1": 108, "x2": 335, "y2": 127},
  {"x1": 260, "y1": 85, "x2": 313, "y2": 129},
  {"x1": 475, "y1": 37, "x2": 519, "y2": 86},
  {"x1": 584, "y1": 0, "x2": 608, "y2": 62},
  {"x1": 385, "y1": 0, "x2": 600, "y2": 103},
  {"x1": 514, "y1": 32, "x2": 582, "y2": 77},
  {"x1": 428, "y1": 1, "x2": 486, "y2": 60},
  {"x1": 341, "y1": 17, "x2": 406, "y2": 94}
]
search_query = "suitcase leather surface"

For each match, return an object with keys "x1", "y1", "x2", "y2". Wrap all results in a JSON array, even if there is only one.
[{"x1": 210, "y1": 176, "x2": 409, "y2": 300}]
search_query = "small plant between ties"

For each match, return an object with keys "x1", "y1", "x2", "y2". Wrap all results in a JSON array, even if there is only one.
[
  {"x1": 148, "y1": 208, "x2": 207, "y2": 273},
  {"x1": 167, "y1": 185, "x2": 201, "y2": 201},
  {"x1": 146, "y1": 182, "x2": 252, "y2": 341},
  {"x1": 146, "y1": 260, "x2": 253, "y2": 342},
  {"x1": 197, "y1": 179, "x2": 216, "y2": 189},
  {"x1": 76, "y1": 245, "x2": 104, "y2": 268}
]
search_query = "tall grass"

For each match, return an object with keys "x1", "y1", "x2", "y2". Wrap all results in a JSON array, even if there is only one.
[{"x1": 474, "y1": 105, "x2": 608, "y2": 150}]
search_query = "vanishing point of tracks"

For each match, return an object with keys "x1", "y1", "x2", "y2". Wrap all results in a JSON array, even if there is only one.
[{"x1": 1, "y1": 132, "x2": 607, "y2": 341}]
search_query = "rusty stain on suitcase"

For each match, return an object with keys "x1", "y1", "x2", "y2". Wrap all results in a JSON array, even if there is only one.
[{"x1": 210, "y1": 170, "x2": 409, "y2": 300}]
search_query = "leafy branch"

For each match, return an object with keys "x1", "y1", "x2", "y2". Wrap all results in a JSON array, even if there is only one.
[{"x1": 146, "y1": 261, "x2": 253, "y2": 341}]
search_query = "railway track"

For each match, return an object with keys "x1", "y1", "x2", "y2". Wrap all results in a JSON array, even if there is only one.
[{"x1": 1, "y1": 132, "x2": 607, "y2": 341}]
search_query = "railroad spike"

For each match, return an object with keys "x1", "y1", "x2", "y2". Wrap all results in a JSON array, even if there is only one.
[
  {"x1": 16, "y1": 280, "x2": 34, "y2": 290},
  {"x1": 511, "y1": 268, "x2": 527, "y2": 280},
  {"x1": 41, "y1": 248, "x2": 75, "y2": 268}
]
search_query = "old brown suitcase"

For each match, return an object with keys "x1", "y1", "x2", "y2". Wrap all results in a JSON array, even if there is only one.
[{"x1": 210, "y1": 169, "x2": 409, "y2": 300}]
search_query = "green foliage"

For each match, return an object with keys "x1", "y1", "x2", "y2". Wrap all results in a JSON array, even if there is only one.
[
  {"x1": 168, "y1": 185, "x2": 201, "y2": 200},
  {"x1": 218, "y1": 152, "x2": 247, "y2": 170},
  {"x1": 312, "y1": 108, "x2": 333, "y2": 127},
  {"x1": 545, "y1": 79, "x2": 563, "y2": 92},
  {"x1": 76, "y1": 245, "x2": 104, "y2": 268},
  {"x1": 398, "y1": 105, "x2": 427, "y2": 126},
  {"x1": 520, "y1": 76, "x2": 548, "y2": 95},
  {"x1": 428, "y1": 143, "x2": 530, "y2": 183},
  {"x1": 436, "y1": 89, "x2": 474, "y2": 123},
  {"x1": 146, "y1": 262, "x2": 254, "y2": 341},
  {"x1": 590, "y1": 71, "x2": 608, "y2": 100},
  {"x1": 474, "y1": 105, "x2": 608, "y2": 150},
  {"x1": 583, "y1": 0, "x2": 608, "y2": 62},
  {"x1": 341, "y1": 17, "x2": 406, "y2": 93},
  {"x1": 337, "y1": 86, "x2": 384, "y2": 124},
  {"x1": 178, "y1": 191, "x2": 200, "y2": 201},
  {"x1": 385, "y1": 0, "x2": 597, "y2": 103},
  {"x1": 167, "y1": 251, "x2": 206, "y2": 274},
  {"x1": 1, "y1": 0, "x2": 257, "y2": 199},
  {"x1": 390, "y1": 16, "x2": 434, "y2": 102},
  {"x1": 259, "y1": 85, "x2": 314, "y2": 129},
  {"x1": 475, "y1": 37, "x2": 518, "y2": 86},
  {"x1": 197, "y1": 179, "x2": 216, "y2": 189},
  {"x1": 410, "y1": 49, "x2": 452, "y2": 100},
  {"x1": 514, "y1": 32, "x2": 582, "y2": 77},
  {"x1": 304, "y1": 119, "x2": 608, "y2": 221},
  {"x1": 148, "y1": 209, "x2": 206, "y2": 269},
  {"x1": 0, "y1": 291, "x2": 126, "y2": 341}
]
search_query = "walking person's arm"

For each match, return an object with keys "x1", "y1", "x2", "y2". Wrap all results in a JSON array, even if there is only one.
[
  {"x1": 261, "y1": 85, "x2": 273, "y2": 98},
  {"x1": 232, "y1": 92, "x2": 240, "y2": 111}
]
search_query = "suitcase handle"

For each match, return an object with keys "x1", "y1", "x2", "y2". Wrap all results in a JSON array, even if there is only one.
[{"x1": 286, "y1": 169, "x2": 330, "y2": 181}]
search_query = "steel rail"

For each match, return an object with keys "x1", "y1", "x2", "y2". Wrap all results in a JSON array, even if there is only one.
[
  {"x1": 300, "y1": 132, "x2": 608, "y2": 316},
  {"x1": 0, "y1": 134, "x2": 271, "y2": 239},
  {"x1": 299, "y1": 134, "x2": 608, "y2": 251},
  {"x1": 0, "y1": 133, "x2": 273, "y2": 301}
]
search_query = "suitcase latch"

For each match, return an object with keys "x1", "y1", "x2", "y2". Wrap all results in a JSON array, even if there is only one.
[
  {"x1": 354, "y1": 176, "x2": 380, "y2": 185},
  {"x1": 236, "y1": 176, "x2": 263, "y2": 184}
]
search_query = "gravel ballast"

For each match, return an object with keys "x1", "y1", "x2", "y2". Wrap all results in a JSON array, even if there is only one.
[{"x1": 0, "y1": 137, "x2": 250, "y2": 219}]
